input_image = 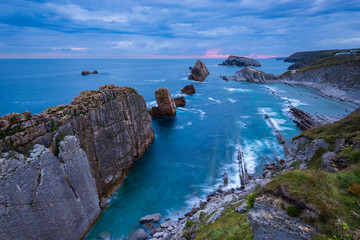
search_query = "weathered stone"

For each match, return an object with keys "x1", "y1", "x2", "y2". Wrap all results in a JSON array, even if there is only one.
[
  {"x1": 206, "y1": 207, "x2": 224, "y2": 224},
  {"x1": 173, "y1": 97, "x2": 186, "y2": 107},
  {"x1": 289, "y1": 106, "x2": 322, "y2": 131},
  {"x1": 181, "y1": 85, "x2": 196, "y2": 95},
  {"x1": 129, "y1": 229, "x2": 147, "y2": 240},
  {"x1": 223, "y1": 172, "x2": 228, "y2": 185},
  {"x1": 148, "y1": 88, "x2": 176, "y2": 117},
  {"x1": 82, "y1": 70, "x2": 92, "y2": 75},
  {"x1": 220, "y1": 55, "x2": 261, "y2": 67},
  {"x1": 321, "y1": 151, "x2": 337, "y2": 172},
  {"x1": 229, "y1": 67, "x2": 277, "y2": 83},
  {"x1": 188, "y1": 60, "x2": 209, "y2": 82},
  {"x1": 140, "y1": 213, "x2": 162, "y2": 224},
  {"x1": 235, "y1": 202, "x2": 247, "y2": 213},
  {"x1": 23, "y1": 111, "x2": 31, "y2": 117},
  {"x1": 92, "y1": 70, "x2": 98, "y2": 74}
]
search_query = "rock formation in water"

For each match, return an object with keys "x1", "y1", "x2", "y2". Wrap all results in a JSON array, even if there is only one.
[
  {"x1": 188, "y1": 60, "x2": 209, "y2": 82},
  {"x1": 148, "y1": 87, "x2": 177, "y2": 117},
  {"x1": 0, "y1": 84, "x2": 154, "y2": 239},
  {"x1": 219, "y1": 55, "x2": 261, "y2": 67},
  {"x1": 288, "y1": 106, "x2": 322, "y2": 130},
  {"x1": 181, "y1": 84, "x2": 196, "y2": 95},
  {"x1": 82, "y1": 70, "x2": 98, "y2": 75},
  {"x1": 224, "y1": 67, "x2": 277, "y2": 83},
  {"x1": 173, "y1": 96, "x2": 186, "y2": 107}
]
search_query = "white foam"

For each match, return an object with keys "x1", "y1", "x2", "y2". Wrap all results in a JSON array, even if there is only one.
[
  {"x1": 236, "y1": 120, "x2": 247, "y2": 129},
  {"x1": 208, "y1": 97, "x2": 222, "y2": 104},
  {"x1": 227, "y1": 98, "x2": 236, "y2": 103},
  {"x1": 179, "y1": 108, "x2": 206, "y2": 120},
  {"x1": 146, "y1": 100, "x2": 157, "y2": 108},
  {"x1": 144, "y1": 79, "x2": 166, "y2": 82},
  {"x1": 174, "y1": 121, "x2": 193, "y2": 129},
  {"x1": 223, "y1": 87, "x2": 252, "y2": 93}
]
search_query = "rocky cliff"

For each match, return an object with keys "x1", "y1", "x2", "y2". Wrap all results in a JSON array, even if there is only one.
[
  {"x1": 223, "y1": 67, "x2": 277, "y2": 83},
  {"x1": 0, "y1": 84, "x2": 154, "y2": 239},
  {"x1": 284, "y1": 49, "x2": 355, "y2": 62},
  {"x1": 188, "y1": 60, "x2": 209, "y2": 82},
  {"x1": 220, "y1": 55, "x2": 261, "y2": 67}
]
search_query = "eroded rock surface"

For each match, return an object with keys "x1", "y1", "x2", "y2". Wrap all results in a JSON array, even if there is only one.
[
  {"x1": 224, "y1": 67, "x2": 277, "y2": 83},
  {"x1": 148, "y1": 88, "x2": 177, "y2": 117},
  {"x1": 188, "y1": 60, "x2": 209, "y2": 82},
  {"x1": 174, "y1": 96, "x2": 186, "y2": 107},
  {"x1": 181, "y1": 85, "x2": 195, "y2": 95},
  {"x1": 220, "y1": 55, "x2": 261, "y2": 67}
]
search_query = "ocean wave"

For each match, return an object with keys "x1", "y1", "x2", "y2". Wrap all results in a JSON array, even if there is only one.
[
  {"x1": 146, "y1": 100, "x2": 157, "y2": 108},
  {"x1": 227, "y1": 98, "x2": 236, "y2": 103},
  {"x1": 179, "y1": 108, "x2": 206, "y2": 120},
  {"x1": 265, "y1": 86, "x2": 307, "y2": 107},
  {"x1": 236, "y1": 120, "x2": 247, "y2": 129},
  {"x1": 223, "y1": 87, "x2": 252, "y2": 93},
  {"x1": 208, "y1": 97, "x2": 222, "y2": 104},
  {"x1": 174, "y1": 121, "x2": 193, "y2": 130},
  {"x1": 144, "y1": 79, "x2": 166, "y2": 82}
]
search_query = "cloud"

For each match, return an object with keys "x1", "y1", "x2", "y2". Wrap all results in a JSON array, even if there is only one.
[{"x1": 112, "y1": 41, "x2": 134, "y2": 49}]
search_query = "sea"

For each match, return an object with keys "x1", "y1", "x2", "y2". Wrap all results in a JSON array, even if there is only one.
[{"x1": 0, "y1": 58, "x2": 356, "y2": 239}]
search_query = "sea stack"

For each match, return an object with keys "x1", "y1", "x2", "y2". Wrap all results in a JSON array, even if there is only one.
[
  {"x1": 188, "y1": 60, "x2": 209, "y2": 82},
  {"x1": 181, "y1": 84, "x2": 196, "y2": 95},
  {"x1": 220, "y1": 55, "x2": 261, "y2": 67},
  {"x1": 148, "y1": 87, "x2": 177, "y2": 117}
]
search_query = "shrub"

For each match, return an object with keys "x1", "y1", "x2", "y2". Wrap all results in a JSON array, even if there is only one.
[
  {"x1": 247, "y1": 193, "x2": 256, "y2": 210},
  {"x1": 185, "y1": 219, "x2": 195, "y2": 230},
  {"x1": 286, "y1": 205, "x2": 301, "y2": 217}
]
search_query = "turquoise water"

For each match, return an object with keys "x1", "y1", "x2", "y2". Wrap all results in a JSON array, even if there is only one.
[{"x1": 0, "y1": 59, "x2": 356, "y2": 239}]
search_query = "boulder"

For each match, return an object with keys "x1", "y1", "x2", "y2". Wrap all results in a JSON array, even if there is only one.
[
  {"x1": 148, "y1": 88, "x2": 176, "y2": 117},
  {"x1": 181, "y1": 84, "x2": 196, "y2": 95},
  {"x1": 188, "y1": 60, "x2": 209, "y2": 82},
  {"x1": 223, "y1": 172, "x2": 228, "y2": 185},
  {"x1": 92, "y1": 70, "x2": 98, "y2": 74},
  {"x1": 129, "y1": 229, "x2": 147, "y2": 240},
  {"x1": 173, "y1": 97, "x2": 186, "y2": 107},
  {"x1": 81, "y1": 70, "x2": 92, "y2": 75},
  {"x1": 219, "y1": 55, "x2": 261, "y2": 67},
  {"x1": 235, "y1": 202, "x2": 247, "y2": 213},
  {"x1": 140, "y1": 213, "x2": 162, "y2": 224}
]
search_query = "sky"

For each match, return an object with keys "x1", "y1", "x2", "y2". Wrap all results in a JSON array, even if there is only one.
[{"x1": 0, "y1": 0, "x2": 360, "y2": 58}]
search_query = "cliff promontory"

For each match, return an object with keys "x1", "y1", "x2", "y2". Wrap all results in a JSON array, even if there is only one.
[
  {"x1": 220, "y1": 55, "x2": 261, "y2": 67},
  {"x1": 0, "y1": 84, "x2": 154, "y2": 239}
]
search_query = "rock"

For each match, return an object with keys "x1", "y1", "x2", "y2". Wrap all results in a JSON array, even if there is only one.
[
  {"x1": 140, "y1": 213, "x2": 162, "y2": 224},
  {"x1": 275, "y1": 130, "x2": 285, "y2": 144},
  {"x1": 230, "y1": 67, "x2": 277, "y2": 83},
  {"x1": 160, "y1": 221, "x2": 177, "y2": 228},
  {"x1": 247, "y1": 199, "x2": 317, "y2": 240},
  {"x1": 235, "y1": 202, "x2": 247, "y2": 213},
  {"x1": 181, "y1": 84, "x2": 196, "y2": 95},
  {"x1": 264, "y1": 114, "x2": 270, "y2": 119},
  {"x1": 23, "y1": 111, "x2": 31, "y2": 117},
  {"x1": 219, "y1": 55, "x2": 261, "y2": 67},
  {"x1": 321, "y1": 151, "x2": 337, "y2": 172},
  {"x1": 81, "y1": 70, "x2": 92, "y2": 75},
  {"x1": 188, "y1": 60, "x2": 209, "y2": 82},
  {"x1": 223, "y1": 172, "x2": 228, "y2": 185},
  {"x1": 0, "y1": 119, "x2": 10, "y2": 130},
  {"x1": 289, "y1": 106, "x2": 322, "y2": 130},
  {"x1": 92, "y1": 70, "x2": 98, "y2": 74},
  {"x1": 129, "y1": 229, "x2": 147, "y2": 240},
  {"x1": 148, "y1": 88, "x2": 176, "y2": 117},
  {"x1": 153, "y1": 231, "x2": 164, "y2": 238},
  {"x1": 206, "y1": 207, "x2": 224, "y2": 224},
  {"x1": 173, "y1": 97, "x2": 186, "y2": 107}
]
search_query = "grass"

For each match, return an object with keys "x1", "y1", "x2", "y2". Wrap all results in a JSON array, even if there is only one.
[
  {"x1": 247, "y1": 192, "x2": 256, "y2": 210},
  {"x1": 194, "y1": 209, "x2": 253, "y2": 240},
  {"x1": 308, "y1": 147, "x2": 328, "y2": 169},
  {"x1": 264, "y1": 168, "x2": 360, "y2": 237}
]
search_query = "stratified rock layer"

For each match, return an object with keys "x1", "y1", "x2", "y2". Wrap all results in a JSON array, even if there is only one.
[
  {"x1": 188, "y1": 60, "x2": 209, "y2": 82},
  {"x1": 224, "y1": 67, "x2": 277, "y2": 83},
  {"x1": 0, "y1": 84, "x2": 154, "y2": 239},
  {"x1": 220, "y1": 55, "x2": 261, "y2": 67}
]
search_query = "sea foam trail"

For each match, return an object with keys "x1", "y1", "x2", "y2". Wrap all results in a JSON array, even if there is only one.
[
  {"x1": 208, "y1": 97, "x2": 222, "y2": 104},
  {"x1": 258, "y1": 107, "x2": 292, "y2": 131},
  {"x1": 178, "y1": 108, "x2": 206, "y2": 120},
  {"x1": 228, "y1": 98, "x2": 236, "y2": 103},
  {"x1": 223, "y1": 87, "x2": 252, "y2": 93},
  {"x1": 174, "y1": 122, "x2": 193, "y2": 130},
  {"x1": 265, "y1": 85, "x2": 307, "y2": 107}
]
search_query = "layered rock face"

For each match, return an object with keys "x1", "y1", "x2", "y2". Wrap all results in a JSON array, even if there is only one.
[
  {"x1": 220, "y1": 55, "x2": 261, "y2": 67},
  {"x1": 224, "y1": 67, "x2": 277, "y2": 83},
  {"x1": 148, "y1": 88, "x2": 177, "y2": 117},
  {"x1": 289, "y1": 106, "x2": 322, "y2": 130},
  {"x1": 0, "y1": 84, "x2": 154, "y2": 239},
  {"x1": 188, "y1": 60, "x2": 209, "y2": 82}
]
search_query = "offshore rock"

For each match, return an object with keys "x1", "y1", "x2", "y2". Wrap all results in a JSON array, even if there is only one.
[
  {"x1": 82, "y1": 70, "x2": 92, "y2": 75},
  {"x1": 148, "y1": 88, "x2": 176, "y2": 117},
  {"x1": 140, "y1": 213, "x2": 162, "y2": 224},
  {"x1": 188, "y1": 60, "x2": 209, "y2": 82},
  {"x1": 173, "y1": 96, "x2": 186, "y2": 107},
  {"x1": 181, "y1": 84, "x2": 196, "y2": 95},
  {"x1": 232, "y1": 67, "x2": 277, "y2": 83},
  {"x1": 220, "y1": 55, "x2": 261, "y2": 67},
  {"x1": 0, "y1": 136, "x2": 101, "y2": 240},
  {"x1": 129, "y1": 229, "x2": 147, "y2": 240}
]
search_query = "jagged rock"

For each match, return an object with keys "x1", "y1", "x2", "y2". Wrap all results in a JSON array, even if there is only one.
[
  {"x1": 206, "y1": 207, "x2": 224, "y2": 224},
  {"x1": 173, "y1": 97, "x2": 186, "y2": 107},
  {"x1": 129, "y1": 229, "x2": 147, "y2": 240},
  {"x1": 140, "y1": 213, "x2": 162, "y2": 224},
  {"x1": 81, "y1": 70, "x2": 92, "y2": 75},
  {"x1": 220, "y1": 55, "x2": 261, "y2": 67},
  {"x1": 247, "y1": 198, "x2": 317, "y2": 240},
  {"x1": 92, "y1": 70, "x2": 98, "y2": 74},
  {"x1": 232, "y1": 67, "x2": 277, "y2": 83},
  {"x1": 148, "y1": 88, "x2": 176, "y2": 117},
  {"x1": 321, "y1": 151, "x2": 337, "y2": 172},
  {"x1": 264, "y1": 114, "x2": 270, "y2": 119},
  {"x1": 0, "y1": 137, "x2": 101, "y2": 240},
  {"x1": 181, "y1": 85, "x2": 196, "y2": 95},
  {"x1": 289, "y1": 106, "x2": 322, "y2": 130},
  {"x1": 23, "y1": 111, "x2": 31, "y2": 117},
  {"x1": 188, "y1": 60, "x2": 209, "y2": 82},
  {"x1": 235, "y1": 202, "x2": 247, "y2": 213},
  {"x1": 223, "y1": 172, "x2": 228, "y2": 185},
  {"x1": 0, "y1": 85, "x2": 154, "y2": 239},
  {"x1": 275, "y1": 130, "x2": 286, "y2": 144}
]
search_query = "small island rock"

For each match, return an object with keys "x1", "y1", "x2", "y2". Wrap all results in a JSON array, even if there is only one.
[
  {"x1": 173, "y1": 96, "x2": 186, "y2": 107},
  {"x1": 220, "y1": 55, "x2": 261, "y2": 67},
  {"x1": 181, "y1": 84, "x2": 196, "y2": 95},
  {"x1": 140, "y1": 213, "x2": 162, "y2": 224},
  {"x1": 148, "y1": 88, "x2": 176, "y2": 117},
  {"x1": 188, "y1": 60, "x2": 209, "y2": 82}
]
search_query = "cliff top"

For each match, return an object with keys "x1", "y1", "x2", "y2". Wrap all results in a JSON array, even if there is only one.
[{"x1": 284, "y1": 48, "x2": 359, "y2": 62}]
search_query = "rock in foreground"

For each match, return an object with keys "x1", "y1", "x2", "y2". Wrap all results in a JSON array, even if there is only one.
[
  {"x1": 148, "y1": 88, "x2": 176, "y2": 117},
  {"x1": 173, "y1": 96, "x2": 186, "y2": 107},
  {"x1": 181, "y1": 84, "x2": 196, "y2": 95},
  {"x1": 140, "y1": 213, "x2": 162, "y2": 224},
  {"x1": 188, "y1": 60, "x2": 209, "y2": 82},
  {"x1": 220, "y1": 55, "x2": 261, "y2": 67}
]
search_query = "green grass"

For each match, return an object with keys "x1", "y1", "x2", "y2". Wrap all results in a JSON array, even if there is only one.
[
  {"x1": 194, "y1": 209, "x2": 253, "y2": 240},
  {"x1": 308, "y1": 147, "x2": 328, "y2": 169},
  {"x1": 264, "y1": 168, "x2": 360, "y2": 237},
  {"x1": 247, "y1": 192, "x2": 256, "y2": 210}
]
